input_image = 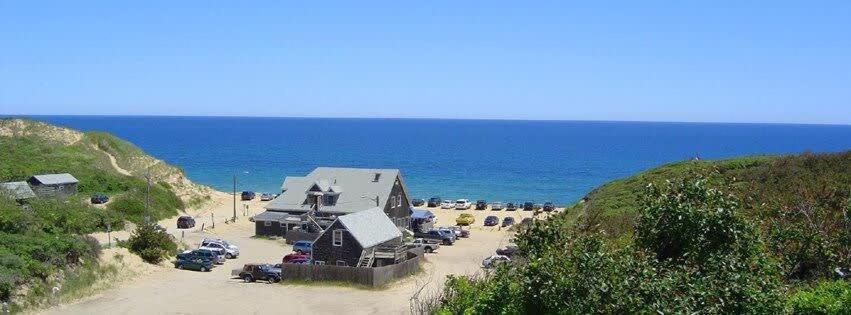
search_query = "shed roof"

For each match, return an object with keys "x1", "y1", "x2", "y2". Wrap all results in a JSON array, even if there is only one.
[
  {"x1": 336, "y1": 207, "x2": 401, "y2": 248},
  {"x1": 412, "y1": 209, "x2": 435, "y2": 219},
  {"x1": 252, "y1": 211, "x2": 303, "y2": 222},
  {"x1": 29, "y1": 173, "x2": 78, "y2": 185},
  {"x1": 0, "y1": 182, "x2": 36, "y2": 200},
  {"x1": 266, "y1": 167, "x2": 405, "y2": 214}
]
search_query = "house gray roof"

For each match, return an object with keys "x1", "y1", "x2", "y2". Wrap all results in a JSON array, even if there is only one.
[
  {"x1": 29, "y1": 173, "x2": 78, "y2": 185},
  {"x1": 266, "y1": 167, "x2": 406, "y2": 214},
  {"x1": 336, "y1": 207, "x2": 402, "y2": 248},
  {"x1": 252, "y1": 211, "x2": 303, "y2": 222},
  {"x1": 0, "y1": 182, "x2": 36, "y2": 200}
]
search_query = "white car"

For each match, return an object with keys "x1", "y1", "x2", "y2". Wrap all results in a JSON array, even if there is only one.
[
  {"x1": 455, "y1": 199, "x2": 471, "y2": 210},
  {"x1": 440, "y1": 200, "x2": 454, "y2": 209},
  {"x1": 200, "y1": 238, "x2": 240, "y2": 259},
  {"x1": 482, "y1": 255, "x2": 511, "y2": 268}
]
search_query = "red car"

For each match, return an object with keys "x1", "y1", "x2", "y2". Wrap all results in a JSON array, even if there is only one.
[{"x1": 282, "y1": 253, "x2": 310, "y2": 263}]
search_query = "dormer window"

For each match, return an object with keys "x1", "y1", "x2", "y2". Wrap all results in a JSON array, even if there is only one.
[{"x1": 322, "y1": 194, "x2": 337, "y2": 206}]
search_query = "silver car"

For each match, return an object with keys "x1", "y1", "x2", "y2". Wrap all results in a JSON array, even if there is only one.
[{"x1": 490, "y1": 202, "x2": 505, "y2": 210}]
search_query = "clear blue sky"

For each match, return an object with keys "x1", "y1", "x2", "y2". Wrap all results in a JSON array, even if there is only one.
[{"x1": 1, "y1": 1, "x2": 849, "y2": 124}]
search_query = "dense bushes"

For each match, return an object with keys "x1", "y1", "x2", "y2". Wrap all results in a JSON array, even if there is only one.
[
  {"x1": 786, "y1": 280, "x2": 851, "y2": 314},
  {"x1": 125, "y1": 222, "x2": 177, "y2": 264},
  {"x1": 434, "y1": 177, "x2": 785, "y2": 314},
  {"x1": 0, "y1": 198, "x2": 108, "y2": 301}
]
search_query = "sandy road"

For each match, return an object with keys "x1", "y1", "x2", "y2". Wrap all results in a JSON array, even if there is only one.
[{"x1": 43, "y1": 194, "x2": 552, "y2": 315}]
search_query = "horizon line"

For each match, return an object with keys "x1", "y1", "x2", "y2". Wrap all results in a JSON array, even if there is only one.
[{"x1": 2, "y1": 113, "x2": 851, "y2": 127}]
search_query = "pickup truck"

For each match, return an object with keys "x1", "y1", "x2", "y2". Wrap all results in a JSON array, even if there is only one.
[
  {"x1": 406, "y1": 238, "x2": 440, "y2": 253},
  {"x1": 414, "y1": 229, "x2": 455, "y2": 245},
  {"x1": 233, "y1": 264, "x2": 281, "y2": 283}
]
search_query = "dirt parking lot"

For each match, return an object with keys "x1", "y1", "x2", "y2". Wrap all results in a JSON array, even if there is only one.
[{"x1": 42, "y1": 194, "x2": 558, "y2": 314}]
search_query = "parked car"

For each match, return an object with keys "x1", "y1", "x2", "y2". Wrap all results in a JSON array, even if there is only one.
[
  {"x1": 455, "y1": 199, "x2": 472, "y2": 210},
  {"x1": 174, "y1": 257, "x2": 213, "y2": 272},
  {"x1": 482, "y1": 255, "x2": 511, "y2": 268},
  {"x1": 237, "y1": 264, "x2": 281, "y2": 283},
  {"x1": 406, "y1": 238, "x2": 440, "y2": 253},
  {"x1": 90, "y1": 193, "x2": 109, "y2": 204},
  {"x1": 505, "y1": 202, "x2": 517, "y2": 211},
  {"x1": 176, "y1": 215, "x2": 195, "y2": 229},
  {"x1": 411, "y1": 198, "x2": 425, "y2": 207},
  {"x1": 427, "y1": 196, "x2": 442, "y2": 207},
  {"x1": 475, "y1": 200, "x2": 488, "y2": 210},
  {"x1": 490, "y1": 202, "x2": 505, "y2": 211},
  {"x1": 200, "y1": 238, "x2": 240, "y2": 259},
  {"x1": 445, "y1": 226, "x2": 470, "y2": 238},
  {"x1": 293, "y1": 240, "x2": 313, "y2": 253},
  {"x1": 260, "y1": 193, "x2": 275, "y2": 201},
  {"x1": 414, "y1": 229, "x2": 455, "y2": 245},
  {"x1": 440, "y1": 200, "x2": 454, "y2": 209},
  {"x1": 523, "y1": 201, "x2": 535, "y2": 211},
  {"x1": 543, "y1": 202, "x2": 555, "y2": 212},
  {"x1": 496, "y1": 245, "x2": 520, "y2": 257},
  {"x1": 501, "y1": 216, "x2": 516, "y2": 227},
  {"x1": 456, "y1": 213, "x2": 475, "y2": 226},
  {"x1": 282, "y1": 252, "x2": 310, "y2": 263},
  {"x1": 520, "y1": 217, "x2": 534, "y2": 226},
  {"x1": 178, "y1": 249, "x2": 225, "y2": 265},
  {"x1": 241, "y1": 191, "x2": 256, "y2": 201},
  {"x1": 287, "y1": 257, "x2": 311, "y2": 264},
  {"x1": 484, "y1": 216, "x2": 499, "y2": 226}
]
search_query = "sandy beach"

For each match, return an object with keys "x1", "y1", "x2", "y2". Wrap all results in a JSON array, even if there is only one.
[{"x1": 41, "y1": 190, "x2": 562, "y2": 315}]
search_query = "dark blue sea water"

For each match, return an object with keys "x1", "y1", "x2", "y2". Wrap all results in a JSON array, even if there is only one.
[{"x1": 16, "y1": 116, "x2": 851, "y2": 205}]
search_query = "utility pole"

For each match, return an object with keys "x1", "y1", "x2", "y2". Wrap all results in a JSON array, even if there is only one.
[{"x1": 232, "y1": 174, "x2": 237, "y2": 222}]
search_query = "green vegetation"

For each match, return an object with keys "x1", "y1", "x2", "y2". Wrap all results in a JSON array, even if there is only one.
[
  {"x1": 786, "y1": 280, "x2": 851, "y2": 314},
  {"x1": 124, "y1": 222, "x2": 177, "y2": 264},
  {"x1": 0, "y1": 197, "x2": 111, "y2": 302},
  {"x1": 434, "y1": 151, "x2": 850, "y2": 314},
  {"x1": 0, "y1": 119, "x2": 195, "y2": 307}
]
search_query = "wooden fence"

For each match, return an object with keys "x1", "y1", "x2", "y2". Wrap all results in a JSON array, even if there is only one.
[{"x1": 280, "y1": 250, "x2": 423, "y2": 287}]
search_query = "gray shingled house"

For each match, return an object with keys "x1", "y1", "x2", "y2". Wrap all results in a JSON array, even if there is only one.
[
  {"x1": 0, "y1": 181, "x2": 37, "y2": 203},
  {"x1": 255, "y1": 167, "x2": 413, "y2": 238},
  {"x1": 27, "y1": 173, "x2": 78, "y2": 198},
  {"x1": 311, "y1": 207, "x2": 405, "y2": 267}
]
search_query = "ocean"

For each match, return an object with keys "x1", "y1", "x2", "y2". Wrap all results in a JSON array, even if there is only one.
[{"x1": 21, "y1": 116, "x2": 851, "y2": 205}]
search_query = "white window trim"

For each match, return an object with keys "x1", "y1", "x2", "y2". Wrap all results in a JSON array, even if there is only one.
[
  {"x1": 397, "y1": 194, "x2": 402, "y2": 207},
  {"x1": 390, "y1": 196, "x2": 396, "y2": 208},
  {"x1": 315, "y1": 261, "x2": 325, "y2": 265},
  {"x1": 264, "y1": 221, "x2": 271, "y2": 227},
  {"x1": 336, "y1": 260, "x2": 347, "y2": 266},
  {"x1": 333, "y1": 229, "x2": 343, "y2": 246}
]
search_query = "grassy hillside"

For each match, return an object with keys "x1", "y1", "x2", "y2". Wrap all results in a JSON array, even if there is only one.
[
  {"x1": 0, "y1": 118, "x2": 209, "y2": 308},
  {"x1": 573, "y1": 153, "x2": 849, "y2": 237},
  {"x1": 434, "y1": 151, "x2": 850, "y2": 313}
]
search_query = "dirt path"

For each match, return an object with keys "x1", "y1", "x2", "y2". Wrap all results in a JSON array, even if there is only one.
[{"x1": 103, "y1": 150, "x2": 132, "y2": 176}]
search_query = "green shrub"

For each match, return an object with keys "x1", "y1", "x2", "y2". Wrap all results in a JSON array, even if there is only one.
[
  {"x1": 786, "y1": 280, "x2": 851, "y2": 314},
  {"x1": 436, "y1": 176, "x2": 784, "y2": 314},
  {"x1": 125, "y1": 222, "x2": 176, "y2": 264}
]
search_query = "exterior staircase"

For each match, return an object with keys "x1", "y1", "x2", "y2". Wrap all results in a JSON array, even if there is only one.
[{"x1": 357, "y1": 248, "x2": 375, "y2": 267}]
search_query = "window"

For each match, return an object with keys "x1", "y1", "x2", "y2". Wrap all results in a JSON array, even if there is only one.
[
  {"x1": 390, "y1": 196, "x2": 396, "y2": 208},
  {"x1": 333, "y1": 229, "x2": 343, "y2": 246},
  {"x1": 397, "y1": 194, "x2": 402, "y2": 207},
  {"x1": 336, "y1": 260, "x2": 347, "y2": 266},
  {"x1": 264, "y1": 221, "x2": 271, "y2": 227},
  {"x1": 315, "y1": 261, "x2": 325, "y2": 265},
  {"x1": 280, "y1": 222, "x2": 286, "y2": 228}
]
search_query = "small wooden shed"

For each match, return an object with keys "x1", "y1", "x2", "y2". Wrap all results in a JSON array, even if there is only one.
[{"x1": 27, "y1": 173, "x2": 78, "y2": 198}]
